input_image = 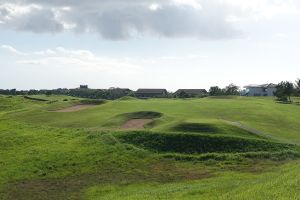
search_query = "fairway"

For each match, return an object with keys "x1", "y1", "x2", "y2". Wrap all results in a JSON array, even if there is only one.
[{"x1": 0, "y1": 95, "x2": 300, "y2": 199}]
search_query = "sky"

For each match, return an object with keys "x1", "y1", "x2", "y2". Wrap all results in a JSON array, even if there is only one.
[{"x1": 0, "y1": 0, "x2": 299, "y2": 91}]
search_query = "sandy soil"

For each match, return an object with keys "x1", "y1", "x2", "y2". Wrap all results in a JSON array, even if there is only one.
[
  {"x1": 52, "y1": 104, "x2": 96, "y2": 112},
  {"x1": 121, "y1": 119, "x2": 153, "y2": 129}
]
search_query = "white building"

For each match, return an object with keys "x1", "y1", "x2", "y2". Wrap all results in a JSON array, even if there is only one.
[{"x1": 243, "y1": 83, "x2": 277, "y2": 96}]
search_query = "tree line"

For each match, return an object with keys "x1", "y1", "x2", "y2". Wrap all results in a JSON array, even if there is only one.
[
  {"x1": 0, "y1": 83, "x2": 241, "y2": 99},
  {"x1": 0, "y1": 80, "x2": 299, "y2": 100},
  {"x1": 208, "y1": 84, "x2": 240, "y2": 96},
  {"x1": 0, "y1": 88, "x2": 134, "y2": 100},
  {"x1": 274, "y1": 79, "x2": 300, "y2": 102}
]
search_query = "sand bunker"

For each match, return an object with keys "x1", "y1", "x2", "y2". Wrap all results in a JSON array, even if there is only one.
[
  {"x1": 52, "y1": 104, "x2": 96, "y2": 112},
  {"x1": 121, "y1": 119, "x2": 153, "y2": 129}
]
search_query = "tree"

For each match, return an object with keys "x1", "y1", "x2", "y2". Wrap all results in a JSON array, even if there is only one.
[
  {"x1": 209, "y1": 86, "x2": 223, "y2": 96},
  {"x1": 295, "y1": 79, "x2": 300, "y2": 96},
  {"x1": 224, "y1": 84, "x2": 240, "y2": 95},
  {"x1": 275, "y1": 81, "x2": 294, "y2": 102},
  {"x1": 176, "y1": 91, "x2": 190, "y2": 98},
  {"x1": 45, "y1": 90, "x2": 52, "y2": 96}
]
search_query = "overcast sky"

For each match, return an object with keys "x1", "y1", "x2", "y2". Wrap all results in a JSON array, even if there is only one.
[{"x1": 1, "y1": 0, "x2": 299, "y2": 91}]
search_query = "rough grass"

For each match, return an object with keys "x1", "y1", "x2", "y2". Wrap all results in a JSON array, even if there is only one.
[
  {"x1": 8, "y1": 96, "x2": 300, "y2": 143},
  {"x1": 0, "y1": 120, "x2": 216, "y2": 200},
  {"x1": 85, "y1": 161, "x2": 300, "y2": 200},
  {"x1": 1, "y1": 95, "x2": 300, "y2": 199},
  {"x1": 23, "y1": 96, "x2": 49, "y2": 102}
]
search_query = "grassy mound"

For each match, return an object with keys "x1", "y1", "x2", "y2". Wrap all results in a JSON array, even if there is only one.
[
  {"x1": 169, "y1": 122, "x2": 263, "y2": 139},
  {"x1": 171, "y1": 122, "x2": 219, "y2": 133},
  {"x1": 23, "y1": 96, "x2": 49, "y2": 102},
  {"x1": 79, "y1": 99, "x2": 106, "y2": 105},
  {"x1": 120, "y1": 111, "x2": 163, "y2": 119},
  {"x1": 117, "y1": 131, "x2": 295, "y2": 154},
  {"x1": 102, "y1": 111, "x2": 163, "y2": 128},
  {"x1": 118, "y1": 96, "x2": 137, "y2": 101}
]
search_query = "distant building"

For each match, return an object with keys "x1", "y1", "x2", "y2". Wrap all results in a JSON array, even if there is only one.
[
  {"x1": 175, "y1": 89, "x2": 207, "y2": 97},
  {"x1": 244, "y1": 83, "x2": 277, "y2": 96},
  {"x1": 135, "y1": 89, "x2": 168, "y2": 98},
  {"x1": 80, "y1": 85, "x2": 88, "y2": 89}
]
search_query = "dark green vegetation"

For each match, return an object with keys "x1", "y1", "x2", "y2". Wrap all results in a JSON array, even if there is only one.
[
  {"x1": 23, "y1": 95, "x2": 49, "y2": 102},
  {"x1": 0, "y1": 95, "x2": 300, "y2": 199},
  {"x1": 274, "y1": 79, "x2": 300, "y2": 102},
  {"x1": 0, "y1": 88, "x2": 133, "y2": 100},
  {"x1": 172, "y1": 122, "x2": 219, "y2": 132},
  {"x1": 79, "y1": 99, "x2": 106, "y2": 105},
  {"x1": 119, "y1": 111, "x2": 163, "y2": 119},
  {"x1": 117, "y1": 131, "x2": 296, "y2": 154}
]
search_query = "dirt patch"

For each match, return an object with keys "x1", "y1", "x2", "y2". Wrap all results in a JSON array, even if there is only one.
[
  {"x1": 121, "y1": 119, "x2": 153, "y2": 129},
  {"x1": 52, "y1": 104, "x2": 96, "y2": 112}
]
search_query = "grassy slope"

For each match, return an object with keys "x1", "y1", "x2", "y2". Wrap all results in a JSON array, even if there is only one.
[
  {"x1": 86, "y1": 161, "x2": 300, "y2": 200},
  {"x1": 1, "y1": 95, "x2": 300, "y2": 199},
  {"x1": 10, "y1": 96, "x2": 300, "y2": 143}
]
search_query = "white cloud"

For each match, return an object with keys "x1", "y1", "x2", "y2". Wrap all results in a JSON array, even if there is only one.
[
  {"x1": 149, "y1": 3, "x2": 161, "y2": 11},
  {"x1": 0, "y1": 3, "x2": 63, "y2": 32},
  {"x1": 0, "y1": 0, "x2": 240, "y2": 40},
  {"x1": 1, "y1": 44, "x2": 26, "y2": 55},
  {"x1": 223, "y1": 0, "x2": 300, "y2": 20},
  {"x1": 0, "y1": 0, "x2": 299, "y2": 39},
  {"x1": 274, "y1": 33, "x2": 288, "y2": 38},
  {"x1": 173, "y1": 0, "x2": 202, "y2": 9},
  {"x1": 6, "y1": 45, "x2": 141, "y2": 75}
]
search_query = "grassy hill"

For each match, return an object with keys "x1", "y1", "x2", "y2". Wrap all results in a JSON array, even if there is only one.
[{"x1": 0, "y1": 95, "x2": 300, "y2": 199}]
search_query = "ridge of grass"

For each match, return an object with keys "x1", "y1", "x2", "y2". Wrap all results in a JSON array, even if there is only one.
[{"x1": 116, "y1": 131, "x2": 296, "y2": 155}]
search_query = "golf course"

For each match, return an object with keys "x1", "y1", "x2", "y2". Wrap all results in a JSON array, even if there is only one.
[{"x1": 0, "y1": 95, "x2": 300, "y2": 199}]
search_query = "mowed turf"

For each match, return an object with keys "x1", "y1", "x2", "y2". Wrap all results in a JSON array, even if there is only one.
[{"x1": 1, "y1": 95, "x2": 300, "y2": 199}]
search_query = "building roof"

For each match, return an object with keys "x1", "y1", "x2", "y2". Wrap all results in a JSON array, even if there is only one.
[
  {"x1": 244, "y1": 83, "x2": 277, "y2": 88},
  {"x1": 136, "y1": 89, "x2": 167, "y2": 94},
  {"x1": 176, "y1": 89, "x2": 207, "y2": 94}
]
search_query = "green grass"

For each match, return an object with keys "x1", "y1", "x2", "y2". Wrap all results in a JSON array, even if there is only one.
[
  {"x1": 1, "y1": 95, "x2": 300, "y2": 199},
  {"x1": 85, "y1": 161, "x2": 300, "y2": 200},
  {"x1": 8, "y1": 96, "x2": 300, "y2": 143}
]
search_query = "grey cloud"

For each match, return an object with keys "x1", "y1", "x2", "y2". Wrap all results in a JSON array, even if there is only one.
[
  {"x1": 16, "y1": 9, "x2": 63, "y2": 33},
  {"x1": 0, "y1": 0, "x2": 240, "y2": 40}
]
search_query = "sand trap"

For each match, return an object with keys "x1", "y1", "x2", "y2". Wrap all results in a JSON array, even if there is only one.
[
  {"x1": 121, "y1": 119, "x2": 153, "y2": 129},
  {"x1": 52, "y1": 104, "x2": 96, "y2": 112}
]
